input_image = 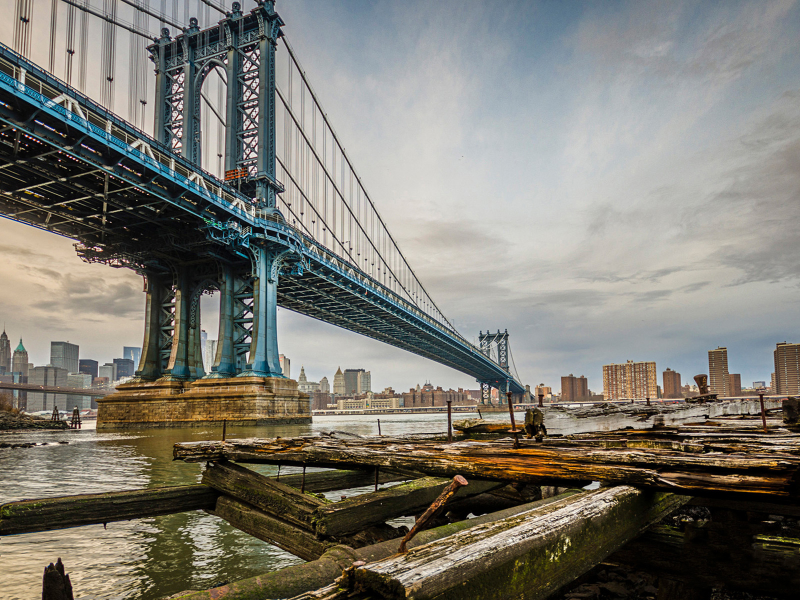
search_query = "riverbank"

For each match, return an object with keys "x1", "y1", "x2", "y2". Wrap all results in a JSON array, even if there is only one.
[{"x1": 0, "y1": 409, "x2": 67, "y2": 431}]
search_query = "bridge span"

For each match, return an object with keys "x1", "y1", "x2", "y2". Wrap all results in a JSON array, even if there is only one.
[{"x1": 0, "y1": 1, "x2": 525, "y2": 425}]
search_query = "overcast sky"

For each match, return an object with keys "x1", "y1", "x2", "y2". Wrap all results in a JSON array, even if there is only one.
[{"x1": 2, "y1": 0, "x2": 799, "y2": 393}]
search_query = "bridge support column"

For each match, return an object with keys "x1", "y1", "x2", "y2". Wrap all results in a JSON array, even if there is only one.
[
  {"x1": 241, "y1": 247, "x2": 282, "y2": 378},
  {"x1": 187, "y1": 297, "x2": 205, "y2": 380},
  {"x1": 136, "y1": 272, "x2": 167, "y2": 381},
  {"x1": 207, "y1": 266, "x2": 237, "y2": 378},
  {"x1": 164, "y1": 267, "x2": 191, "y2": 380}
]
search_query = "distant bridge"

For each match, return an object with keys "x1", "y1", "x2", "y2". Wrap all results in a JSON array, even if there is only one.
[
  {"x1": 0, "y1": 382, "x2": 112, "y2": 397},
  {"x1": 0, "y1": 1, "x2": 525, "y2": 401}
]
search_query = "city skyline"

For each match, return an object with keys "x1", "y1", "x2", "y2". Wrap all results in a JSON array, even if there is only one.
[{"x1": 1, "y1": 1, "x2": 799, "y2": 393}]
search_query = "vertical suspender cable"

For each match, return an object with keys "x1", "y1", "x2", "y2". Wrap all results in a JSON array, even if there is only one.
[
  {"x1": 64, "y1": 0, "x2": 76, "y2": 84},
  {"x1": 78, "y1": 0, "x2": 88, "y2": 92},
  {"x1": 14, "y1": 0, "x2": 33, "y2": 58},
  {"x1": 100, "y1": 0, "x2": 118, "y2": 110},
  {"x1": 49, "y1": 0, "x2": 59, "y2": 73}
]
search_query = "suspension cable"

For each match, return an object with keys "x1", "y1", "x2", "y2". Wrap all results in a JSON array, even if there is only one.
[
  {"x1": 60, "y1": 0, "x2": 158, "y2": 40},
  {"x1": 119, "y1": 0, "x2": 183, "y2": 31}
]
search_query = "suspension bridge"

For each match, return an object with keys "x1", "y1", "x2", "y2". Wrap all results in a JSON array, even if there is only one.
[{"x1": 0, "y1": 0, "x2": 525, "y2": 425}]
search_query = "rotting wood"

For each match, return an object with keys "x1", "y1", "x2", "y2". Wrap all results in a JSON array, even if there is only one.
[
  {"x1": 314, "y1": 476, "x2": 502, "y2": 538},
  {"x1": 42, "y1": 558, "x2": 74, "y2": 600},
  {"x1": 174, "y1": 434, "x2": 800, "y2": 499},
  {"x1": 609, "y1": 523, "x2": 800, "y2": 598},
  {"x1": 202, "y1": 460, "x2": 325, "y2": 530},
  {"x1": 349, "y1": 486, "x2": 687, "y2": 600},
  {"x1": 211, "y1": 495, "x2": 332, "y2": 562},
  {"x1": 0, "y1": 484, "x2": 218, "y2": 535},
  {"x1": 276, "y1": 468, "x2": 413, "y2": 493}
]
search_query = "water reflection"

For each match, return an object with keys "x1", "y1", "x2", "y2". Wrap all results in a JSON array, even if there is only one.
[{"x1": 0, "y1": 412, "x2": 478, "y2": 599}]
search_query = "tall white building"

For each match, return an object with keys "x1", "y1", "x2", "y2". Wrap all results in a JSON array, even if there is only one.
[
  {"x1": 319, "y1": 376, "x2": 330, "y2": 393},
  {"x1": 279, "y1": 355, "x2": 290, "y2": 379}
]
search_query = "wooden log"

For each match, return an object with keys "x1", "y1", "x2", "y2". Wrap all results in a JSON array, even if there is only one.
[
  {"x1": 351, "y1": 486, "x2": 686, "y2": 600},
  {"x1": 42, "y1": 558, "x2": 74, "y2": 600},
  {"x1": 174, "y1": 435, "x2": 800, "y2": 499},
  {"x1": 276, "y1": 468, "x2": 413, "y2": 493},
  {"x1": 202, "y1": 460, "x2": 324, "y2": 531},
  {"x1": 211, "y1": 495, "x2": 331, "y2": 562},
  {"x1": 313, "y1": 477, "x2": 502, "y2": 537},
  {"x1": 609, "y1": 523, "x2": 800, "y2": 598},
  {"x1": 0, "y1": 485, "x2": 218, "y2": 535}
]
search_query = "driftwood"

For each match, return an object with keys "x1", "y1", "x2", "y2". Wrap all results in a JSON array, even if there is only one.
[
  {"x1": 349, "y1": 486, "x2": 686, "y2": 600},
  {"x1": 174, "y1": 434, "x2": 800, "y2": 499},
  {"x1": 0, "y1": 485, "x2": 218, "y2": 535},
  {"x1": 42, "y1": 558, "x2": 74, "y2": 600}
]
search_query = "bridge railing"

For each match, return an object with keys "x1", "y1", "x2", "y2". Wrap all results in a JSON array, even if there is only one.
[{"x1": 0, "y1": 43, "x2": 255, "y2": 215}]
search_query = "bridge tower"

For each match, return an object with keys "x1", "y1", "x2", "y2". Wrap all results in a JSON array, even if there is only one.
[{"x1": 478, "y1": 330, "x2": 511, "y2": 405}]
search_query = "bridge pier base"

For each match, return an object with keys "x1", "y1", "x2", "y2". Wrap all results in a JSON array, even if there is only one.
[{"x1": 96, "y1": 377, "x2": 310, "y2": 429}]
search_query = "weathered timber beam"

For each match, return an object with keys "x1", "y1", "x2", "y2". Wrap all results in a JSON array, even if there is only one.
[
  {"x1": 0, "y1": 485, "x2": 219, "y2": 535},
  {"x1": 609, "y1": 524, "x2": 800, "y2": 598},
  {"x1": 202, "y1": 460, "x2": 324, "y2": 531},
  {"x1": 688, "y1": 496, "x2": 800, "y2": 517},
  {"x1": 276, "y1": 468, "x2": 413, "y2": 493},
  {"x1": 171, "y1": 491, "x2": 584, "y2": 600},
  {"x1": 174, "y1": 436, "x2": 800, "y2": 498},
  {"x1": 314, "y1": 477, "x2": 504, "y2": 537},
  {"x1": 350, "y1": 486, "x2": 687, "y2": 600},
  {"x1": 211, "y1": 496, "x2": 331, "y2": 562}
]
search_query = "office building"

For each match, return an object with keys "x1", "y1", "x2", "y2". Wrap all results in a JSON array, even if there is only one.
[
  {"x1": 662, "y1": 368, "x2": 682, "y2": 399},
  {"x1": 318, "y1": 376, "x2": 330, "y2": 393},
  {"x1": 12, "y1": 339, "x2": 29, "y2": 377},
  {"x1": 279, "y1": 354, "x2": 290, "y2": 379},
  {"x1": 79, "y1": 359, "x2": 99, "y2": 380},
  {"x1": 113, "y1": 358, "x2": 135, "y2": 379},
  {"x1": 358, "y1": 370, "x2": 372, "y2": 394},
  {"x1": 753, "y1": 381, "x2": 766, "y2": 389},
  {"x1": 774, "y1": 342, "x2": 800, "y2": 395},
  {"x1": 27, "y1": 366, "x2": 68, "y2": 412},
  {"x1": 561, "y1": 374, "x2": 589, "y2": 402},
  {"x1": 50, "y1": 341, "x2": 79, "y2": 374},
  {"x1": 343, "y1": 369, "x2": 362, "y2": 395},
  {"x1": 123, "y1": 346, "x2": 141, "y2": 368},
  {"x1": 297, "y1": 366, "x2": 320, "y2": 394},
  {"x1": 603, "y1": 360, "x2": 658, "y2": 400},
  {"x1": 534, "y1": 384, "x2": 552, "y2": 399},
  {"x1": 99, "y1": 362, "x2": 116, "y2": 382},
  {"x1": 67, "y1": 372, "x2": 93, "y2": 410},
  {"x1": 333, "y1": 367, "x2": 345, "y2": 394},
  {"x1": 728, "y1": 373, "x2": 742, "y2": 397},
  {"x1": 203, "y1": 339, "x2": 218, "y2": 372},
  {"x1": 0, "y1": 328, "x2": 10, "y2": 372},
  {"x1": 708, "y1": 347, "x2": 730, "y2": 397}
]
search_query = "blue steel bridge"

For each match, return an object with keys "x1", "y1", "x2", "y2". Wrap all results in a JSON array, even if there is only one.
[{"x1": 0, "y1": 0, "x2": 524, "y2": 400}]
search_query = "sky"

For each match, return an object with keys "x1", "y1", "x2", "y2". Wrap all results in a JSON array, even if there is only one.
[{"x1": 1, "y1": 0, "x2": 800, "y2": 393}]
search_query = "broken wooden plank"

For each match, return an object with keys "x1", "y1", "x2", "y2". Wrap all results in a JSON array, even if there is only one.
[
  {"x1": 277, "y1": 468, "x2": 412, "y2": 493},
  {"x1": 202, "y1": 460, "x2": 324, "y2": 531},
  {"x1": 175, "y1": 435, "x2": 800, "y2": 499},
  {"x1": 350, "y1": 486, "x2": 686, "y2": 600},
  {"x1": 314, "y1": 477, "x2": 502, "y2": 537},
  {"x1": 0, "y1": 485, "x2": 218, "y2": 535},
  {"x1": 211, "y1": 495, "x2": 331, "y2": 562}
]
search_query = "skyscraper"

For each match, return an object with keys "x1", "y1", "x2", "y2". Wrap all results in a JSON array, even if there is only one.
[
  {"x1": 774, "y1": 342, "x2": 800, "y2": 395},
  {"x1": 708, "y1": 347, "x2": 730, "y2": 397},
  {"x1": 319, "y1": 376, "x2": 330, "y2": 393},
  {"x1": 358, "y1": 371, "x2": 372, "y2": 394},
  {"x1": 343, "y1": 369, "x2": 367, "y2": 395},
  {"x1": 113, "y1": 358, "x2": 135, "y2": 379},
  {"x1": 51, "y1": 341, "x2": 79, "y2": 374},
  {"x1": 333, "y1": 367, "x2": 345, "y2": 395},
  {"x1": 0, "y1": 329, "x2": 10, "y2": 372},
  {"x1": 27, "y1": 366, "x2": 68, "y2": 412},
  {"x1": 603, "y1": 360, "x2": 657, "y2": 400},
  {"x1": 561, "y1": 374, "x2": 589, "y2": 402},
  {"x1": 279, "y1": 355, "x2": 291, "y2": 379},
  {"x1": 662, "y1": 368, "x2": 682, "y2": 399},
  {"x1": 123, "y1": 346, "x2": 142, "y2": 369},
  {"x1": 12, "y1": 339, "x2": 29, "y2": 377},
  {"x1": 728, "y1": 373, "x2": 742, "y2": 397},
  {"x1": 79, "y1": 359, "x2": 99, "y2": 380}
]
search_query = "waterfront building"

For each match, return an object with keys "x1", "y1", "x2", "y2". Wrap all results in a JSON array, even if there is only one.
[
  {"x1": 113, "y1": 358, "x2": 135, "y2": 379},
  {"x1": 603, "y1": 360, "x2": 658, "y2": 400},
  {"x1": 358, "y1": 371, "x2": 371, "y2": 394},
  {"x1": 123, "y1": 346, "x2": 141, "y2": 368},
  {"x1": 50, "y1": 341, "x2": 79, "y2": 374},
  {"x1": 728, "y1": 373, "x2": 742, "y2": 397},
  {"x1": 402, "y1": 385, "x2": 475, "y2": 408},
  {"x1": 561, "y1": 374, "x2": 589, "y2": 402},
  {"x1": 337, "y1": 393, "x2": 401, "y2": 411},
  {"x1": 79, "y1": 359, "x2": 99, "y2": 379},
  {"x1": 333, "y1": 367, "x2": 345, "y2": 394},
  {"x1": 319, "y1": 376, "x2": 330, "y2": 393},
  {"x1": 662, "y1": 368, "x2": 682, "y2": 399},
  {"x1": 753, "y1": 381, "x2": 766, "y2": 389},
  {"x1": 0, "y1": 328, "x2": 10, "y2": 372},
  {"x1": 708, "y1": 347, "x2": 730, "y2": 397},
  {"x1": 343, "y1": 369, "x2": 363, "y2": 395},
  {"x1": 99, "y1": 362, "x2": 116, "y2": 382},
  {"x1": 534, "y1": 385, "x2": 552, "y2": 399},
  {"x1": 297, "y1": 366, "x2": 320, "y2": 394},
  {"x1": 774, "y1": 342, "x2": 800, "y2": 395},
  {"x1": 27, "y1": 365, "x2": 68, "y2": 412},
  {"x1": 12, "y1": 339, "x2": 29, "y2": 377}
]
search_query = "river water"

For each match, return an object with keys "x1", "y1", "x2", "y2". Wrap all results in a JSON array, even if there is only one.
[{"x1": 0, "y1": 412, "x2": 485, "y2": 600}]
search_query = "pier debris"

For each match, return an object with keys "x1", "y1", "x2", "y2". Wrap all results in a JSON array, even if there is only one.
[
  {"x1": 398, "y1": 475, "x2": 468, "y2": 553},
  {"x1": 42, "y1": 558, "x2": 73, "y2": 600}
]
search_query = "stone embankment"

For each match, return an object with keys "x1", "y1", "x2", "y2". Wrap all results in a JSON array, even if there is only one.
[{"x1": 0, "y1": 409, "x2": 67, "y2": 432}]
